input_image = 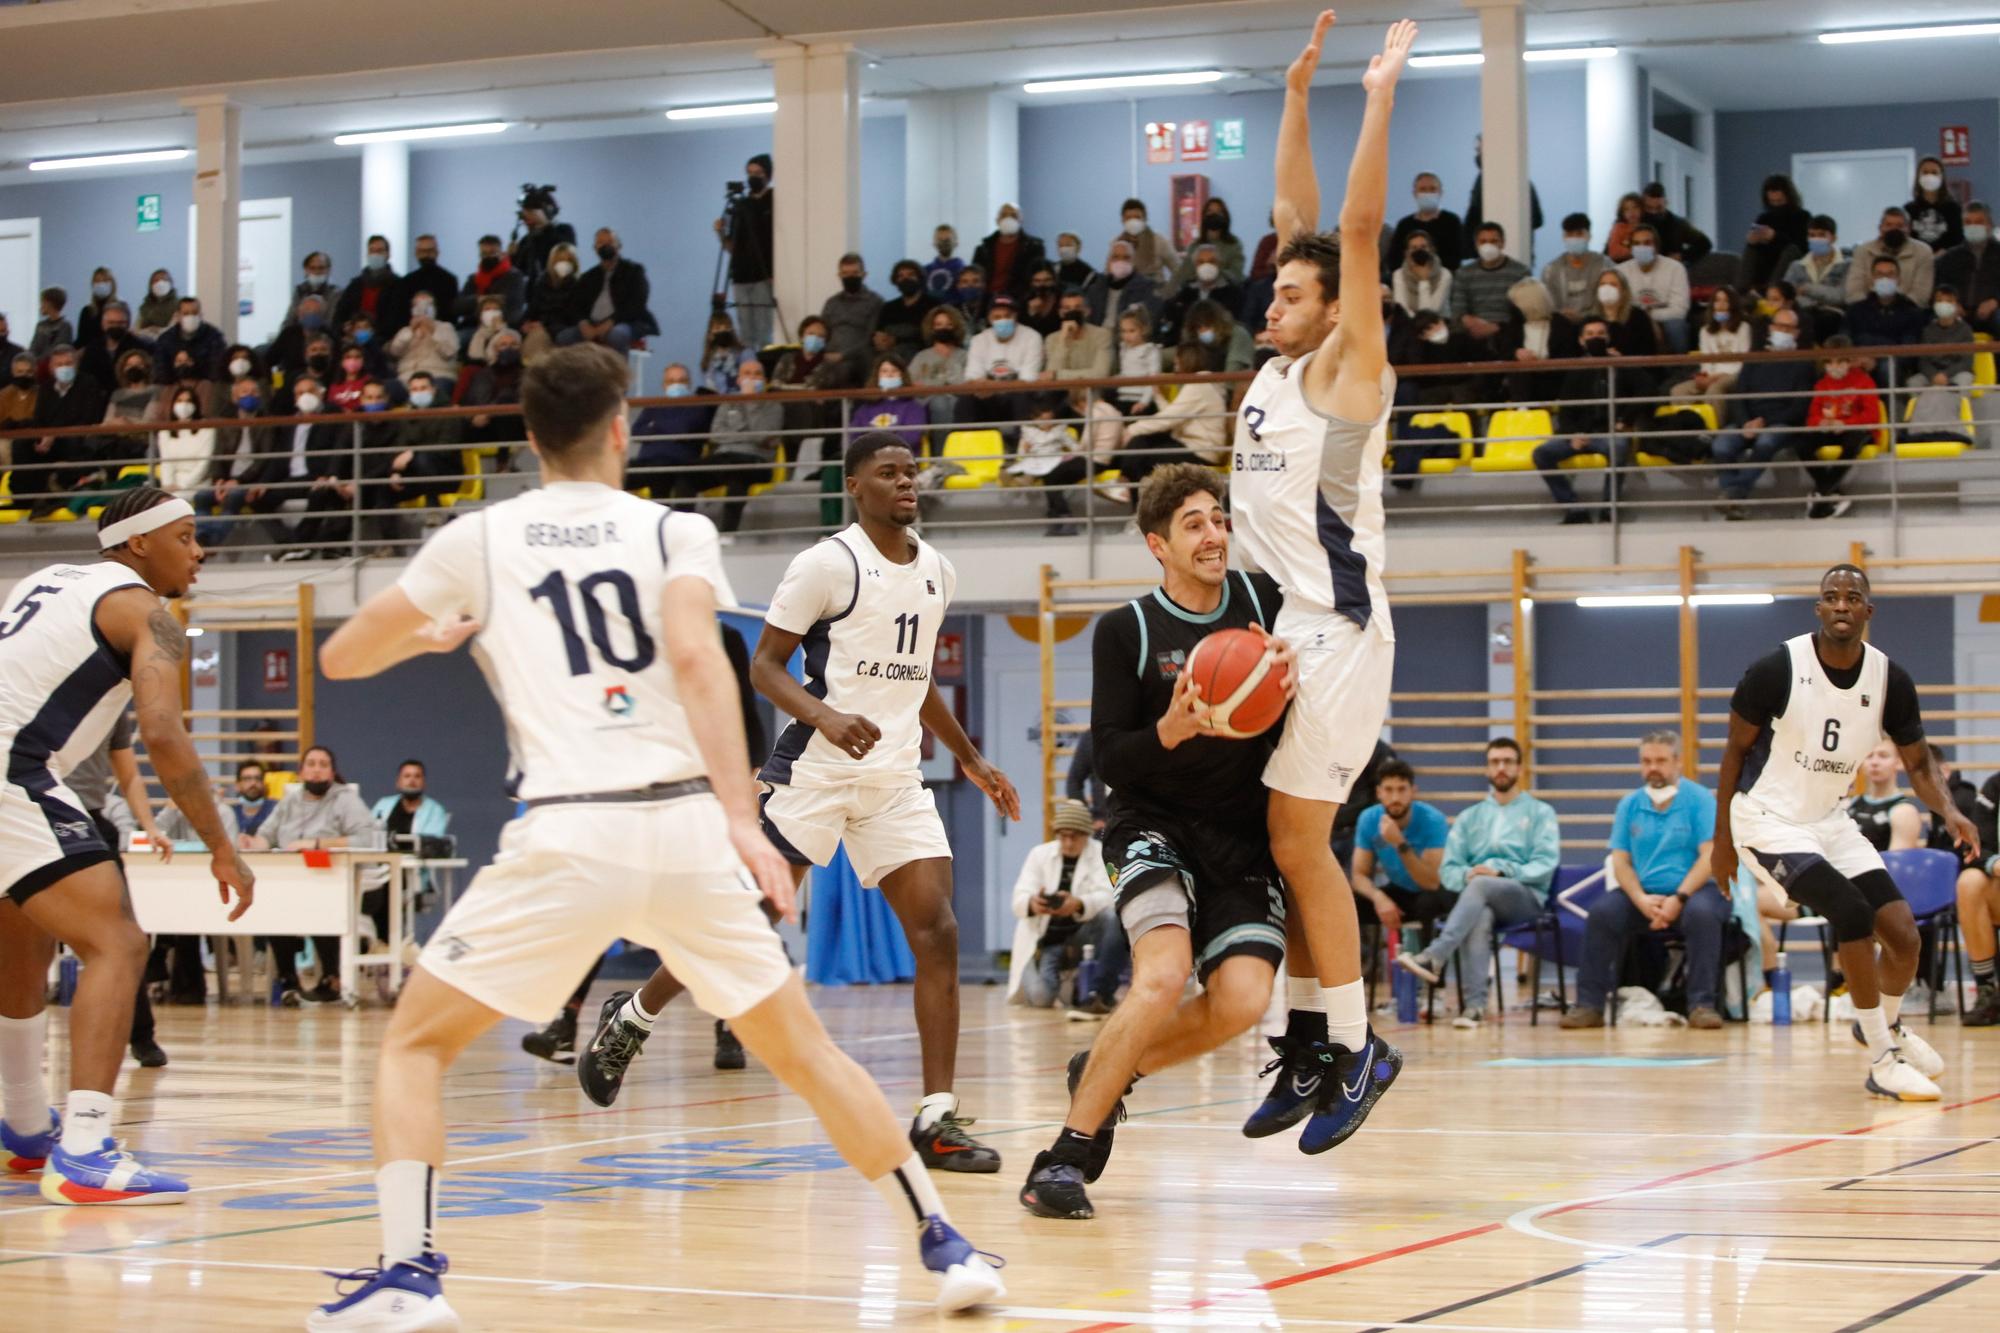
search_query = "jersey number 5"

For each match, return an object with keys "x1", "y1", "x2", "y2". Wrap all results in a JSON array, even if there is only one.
[
  {"x1": 0, "y1": 584, "x2": 63, "y2": 642},
  {"x1": 528, "y1": 569, "x2": 656, "y2": 676},
  {"x1": 1822, "y1": 718, "x2": 1841, "y2": 752}
]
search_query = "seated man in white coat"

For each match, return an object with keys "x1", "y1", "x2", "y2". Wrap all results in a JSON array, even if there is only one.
[{"x1": 1008, "y1": 800, "x2": 1127, "y2": 1015}]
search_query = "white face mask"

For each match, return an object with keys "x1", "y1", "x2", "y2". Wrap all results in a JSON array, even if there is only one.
[
  {"x1": 179, "y1": 313, "x2": 200, "y2": 334},
  {"x1": 1767, "y1": 329, "x2": 1797, "y2": 351},
  {"x1": 1477, "y1": 242, "x2": 1503, "y2": 264},
  {"x1": 411, "y1": 300, "x2": 435, "y2": 320},
  {"x1": 878, "y1": 376, "x2": 904, "y2": 391},
  {"x1": 1920, "y1": 172, "x2": 1944, "y2": 192},
  {"x1": 1122, "y1": 217, "x2": 1145, "y2": 237},
  {"x1": 552, "y1": 260, "x2": 575, "y2": 279},
  {"x1": 1597, "y1": 284, "x2": 1622, "y2": 306},
  {"x1": 1057, "y1": 245, "x2": 1079, "y2": 263},
  {"x1": 1108, "y1": 259, "x2": 1134, "y2": 280},
  {"x1": 1423, "y1": 325, "x2": 1449, "y2": 345},
  {"x1": 229, "y1": 357, "x2": 252, "y2": 377},
  {"x1": 1195, "y1": 262, "x2": 1220, "y2": 283},
  {"x1": 481, "y1": 308, "x2": 502, "y2": 327},
  {"x1": 997, "y1": 216, "x2": 1021, "y2": 236},
  {"x1": 172, "y1": 399, "x2": 196, "y2": 421},
  {"x1": 1645, "y1": 782, "x2": 1678, "y2": 808},
  {"x1": 151, "y1": 279, "x2": 172, "y2": 298},
  {"x1": 295, "y1": 392, "x2": 322, "y2": 414}
]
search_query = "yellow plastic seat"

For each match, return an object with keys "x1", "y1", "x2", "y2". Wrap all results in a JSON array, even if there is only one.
[
  {"x1": 263, "y1": 770, "x2": 298, "y2": 799},
  {"x1": 1405, "y1": 411, "x2": 1474, "y2": 474},
  {"x1": 1896, "y1": 392, "x2": 1975, "y2": 459},
  {"x1": 1637, "y1": 401, "x2": 1719, "y2": 466},
  {"x1": 1469, "y1": 408, "x2": 1553, "y2": 473},
  {"x1": 748, "y1": 443, "x2": 789, "y2": 499},
  {"x1": 939, "y1": 430, "x2": 1005, "y2": 490},
  {"x1": 0, "y1": 472, "x2": 22, "y2": 525},
  {"x1": 1814, "y1": 399, "x2": 1887, "y2": 461},
  {"x1": 1974, "y1": 332, "x2": 1993, "y2": 400}
]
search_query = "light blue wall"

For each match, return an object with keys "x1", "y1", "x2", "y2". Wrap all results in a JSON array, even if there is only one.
[
  {"x1": 1017, "y1": 70, "x2": 1588, "y2": 272},
  {"x1": 1715, "y1": 97, "x2": 1999, "y2": 243}
]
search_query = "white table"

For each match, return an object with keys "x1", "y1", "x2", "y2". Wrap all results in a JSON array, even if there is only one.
[{"x1": 128, "y1": 851, "x2": 405, "y2": 1003}]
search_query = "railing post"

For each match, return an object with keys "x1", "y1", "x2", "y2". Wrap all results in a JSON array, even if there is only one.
[
  {"x1": 1883, "y1": 354, "x2": 1902, "y2": 552},
  {"x1": 1678, "y1": 544, "x2": 1699, "y2": 779},
  {"x1": 1605, "y1": 363, "x2": 1620, "y2": 560},
  {"x1": 1039, "y1": 563, "x2": 1057, "y2": 840},
  {"x1": 349, "y1": 420, "x2": 364, "y2": 559},
  {"x1": 1511, "y1": 548, "x2": 1532, "y2": 775}
]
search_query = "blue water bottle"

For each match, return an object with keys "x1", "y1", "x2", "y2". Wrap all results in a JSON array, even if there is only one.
[
  {"x1": 1771, "y1": 965, "x2": 1792, "y2": 1026},
  {"x1": 1390, "y1": 934, "x2": 1418, "y2": 1024},
  {"x1": 57, "y1": 955, "x2": 78, "y2": 1007},
  {"x1": 1074, "y1": 944, "x2": 1098, "y2": 1005}
]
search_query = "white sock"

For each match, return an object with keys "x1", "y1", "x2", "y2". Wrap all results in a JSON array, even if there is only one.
[
  {"x1": 377, "y1": 1160, "x2": 437, "y2": 1266},
  {"x1": 622, "y1": 993, "x2": 659, "y2": 1033},
  {"x1": 1881, "y1": 989, "x2": 1904, "y2": 1028},
  {"x1": 60, "y1": 1089, "x2": 114, "y2": 1154},
  {"x1": 871, "y1": 1151, "x2": 948, "y2": 1227},
  {"x1": 1286, "y1": 975, "x2": 1324, "y2": 1013},
  {"x1": 1855, "y1": 1003, "x2": 1894, "y2": 1060},
  {"x1": 0, "y1": 1013, "x2": 52, "y2": 1133},
  {"x1": 914, "y1": 1091, "x2": 957, "y2": 1131},
  {"x1": 1323, "y1": 979, "x2": 1368, "y2": 1052}
]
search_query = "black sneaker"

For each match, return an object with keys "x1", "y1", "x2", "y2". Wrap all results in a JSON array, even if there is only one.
[
  {"x1": 1965, "y1": 984, "x2": 2000, "y2": 1027},
  {"x1": 713, "y1": 1019, "x2": 745, "y2": 1070},
  {"x1": 1018, "y1": 1150, "x2": 1094, "y2": 1220},
  {"x1": 911, "y1": 1111, "x2": 1002, "y2": 1173},
  {"x1": 577, "y1": 991, "x2": 650, "y2": 1108},
  {"x1": 521, "y1": 1010, "x2": 578, "y2": 1064},
  {"x1": 130, "y1": 1037, "x2": 168, "y2": 1069},
  {"x1": 1064, "y1": 1050, "x2": 1129, "y2": 1182},
  {"x1": 1242, "y1": 1035, "x2": 1335, "y2": 1138},
  {"x1": 303, "y1": 978, "x2": 342, "y2": 1005}
]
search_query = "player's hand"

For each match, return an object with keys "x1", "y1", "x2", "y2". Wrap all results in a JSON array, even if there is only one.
[
  {"x1": 818, "y1": 710, "x2": 882, "y2": 760},
  {"x1": 1945, "y1": 806, "x2": 1982, "y2": 861},
  {"x1": 1157, "y1": 669, "x2": 1211, "y2": 750},
  {"x1": 1374, "y1": 895, "x2": 1403, "y2": 933},
  {"x1": 149, "y1": 832, "x2": 174, "y2": 865},
  {"x1": 420, "y1": 614, "x2": 481, "y2": 654},
  {"x1": 1711, "y1": 842, "x2": 1738, "y2": 897},
  {"x1": 730, "y1": 817, "x2": 798, "y2": 923},
  {"x1": 1286, "y1": 10, "x2": 1337, "y2": 97},
  {"x1": 1363, "y1": 18, "x2": 1418, "y2": 96},
  {"x1": 214, "y1": 850, "x2": 256, "y2": 921},
  {"x1": 1246, "y1": 623, "x2": 1298, "y2": 701},
  {"x1": 966, "y1": 756, "x2": 1022, "y2": 821}
]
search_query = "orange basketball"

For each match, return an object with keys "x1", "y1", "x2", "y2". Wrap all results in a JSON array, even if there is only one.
[{"x1": 1185, "y1": 627, "x2": 1288, "y2": 739}]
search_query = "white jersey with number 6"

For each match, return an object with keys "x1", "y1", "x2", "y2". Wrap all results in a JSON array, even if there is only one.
[
  {"x1": 1743, "y1": 633, "x2": 1889, "y2": 825},
  {"x1": 761, "y1": 523, "x2": 955, "y2": 789},
  {"x1": 396, "y1": 481, "x2": 737, "y2": 802}
]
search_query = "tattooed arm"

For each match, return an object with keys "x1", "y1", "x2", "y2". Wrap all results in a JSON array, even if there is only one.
[{"x1": 96, "y1": 590, "x2": 255, "y2": 918}]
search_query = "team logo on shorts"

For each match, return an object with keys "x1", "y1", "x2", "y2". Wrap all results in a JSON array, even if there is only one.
[
  {"x1": 1156, "y1": 649, "x2": 1186, "y2": 679},
  {"x1": 1326, "y1": 761, "x2": 1355, "y2": 787},
  {"x1": 433, "y1": 934, "x2": 474, "y2": 961},
  {"x1": 603, "y1": 686, "x2": 635, "y2": 717}
]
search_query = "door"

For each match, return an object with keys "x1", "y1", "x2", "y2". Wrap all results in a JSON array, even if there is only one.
[
  {"x1": 187, "y1": 197, "x2": 293, "y2": 346},
  {"x1": 0, "y1": 217, "x2": 40, "y2": 346},
  {"x1": 1792, "y1": 149, "x2": 1914, "y2": 253},
  {"x1": 1649, "y1": 133, "x2": 1715, "y2": 242}
]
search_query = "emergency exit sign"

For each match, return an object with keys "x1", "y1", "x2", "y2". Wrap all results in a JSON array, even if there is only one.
[
  {"x1": 136, "y1": 193, "x2": 161, "y2": 232},
  {"x1": 1941, "y1": 126, "x2": 1971, "y2": 166}
]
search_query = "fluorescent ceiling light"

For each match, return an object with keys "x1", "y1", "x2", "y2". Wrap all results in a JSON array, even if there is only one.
[
  {"x1": 1819, "y1": 23, "x2": 2000, "y2": 45},
  {"x1": 332, "y1": 122, "x2": 508, "y2": 145},
  {"x1": 185, "y1": 626, "x2": 205, "y2": 638},
  {"x1": 664, "y1": 101, "x2": 777, "y2": 121},
  {"x1": 1523, "y1": 46, "x2": 1619, "y2": 62},
  {"x1": 1575, "y1": 595, "x2": 1683, "y2": 609},
  {"x1": 28, "y1": 148, "x2": 188, "y2": 171},
  {"x1": 1571, "y1": 592, "x2": 1778, "y2": 609},
  {"x1": 1689, "y1": 593, "x2": 1776, "y2": 607},
  {"x1": 1410, "y1": 46, "x2": 1616, "y2": 69},
  {"x1": 1022, "y1": 70, "x2": 1227, "y2": 94}
]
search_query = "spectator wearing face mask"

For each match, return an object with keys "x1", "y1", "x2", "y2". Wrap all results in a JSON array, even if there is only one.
[
  {"x1": 1450, "y1": 223, "x2": 1531, "y2": 353},
  {"x1": 973, "y1": 203, "x2": 1047, "y2": 306},
  {"x1": 152, "y1": 297, "x2": 225, "y2": 382},
  {"x1": 1052, "y1": 232, "x2": 1096, "y2": 290},
  {"x1": 1115, "y1": 198, "x2": 1178, "y2": 285},
  {"x1": 136, "y1": 269, "x2": 181, "y2": 338},
  {"x1": 341, "y1": 315, "x2": 393, "y2": 381},
  {"x1": 1845, "y1": 208, "x2": 1935, "y2": 305},
  {"x1": 1394, "y1": 231, "x2": 1453, "y2": 317},
  {"x1": 221, "y1": 343, "x2": 265, "y2": 389},
  {"x1": 1635, "y1": 182, "x2": 1695, "y2": 261},
  {"x1": 510, "y1": 191, "x2": 577, "y2": 288},
  {"x1": 101, "y1": 349, "x2": 164, "y2": 476},
  {"x1": 1907, "y1": 157, "x2": 1965, "y2": 252},
  {"x1": 852, "y1": 353, "x2": 926, "y2": 451},
  {"x1": 1392, "y1": 172, "x2": 1467, "y2": 274},
  {"x1": 518, "y1": 242, "x2": 585, "y2": 361},
  {"x1": 1845, "y1": 256, "x2": 1928, "y2": 353},
  {"x1": 153, "y1": 384, "x2": 216, "y2": 496},
  {"x1": 454, "y1": 234, "x2": 529, "y2": 334},
  {"x1": 269, "y1": 293, "x2": 332, "y2": 377},
  {"x1": 910, "y1": 306, "x2": 969, "y2": 425},
  {"x1": 963, "y1": 293, "x2": 1045, "y2": 384},
  {"x1": 1534, "y1": 317, "x2": 1650, "y2": 523},
  {"x1": 1539, "y1": 214, "x2": 1608, "y2": 322},
  {"x1": 1801, "y1": 337, "x2": 1882, "y2": 519},
  {"x1": 20, "y1": 346, "x2": 108, "y2": 516},
  {"x1": 1020, "y1": 264, "x2": 1064, "y2": 338},
  {"x1": 1616, "y1": 225, "x2": 1691, "y2": 353},
  {"x1": 1181, "y1": 300, "x2": 1254, "y2": 374},
  {"x1": 954, "y1": 263, "x2": 990, "y2": 331},
  {"x1": 1174, "y1": 197, "x2": 1245, "y2": 286},
  {"x1": 290, "y1": 253, "x2": 336, "y2": 325},
  {"x1": 1740, "y1": 174, "x2": 1812, "y2": 291},
  {"x1": 269, "y1": 376, "x2": 365, "y2": 558},
  {"x1": 373, "y1": 370, "x2": 466, "y2": 512},
  {"x1": 464, "y1": 331, "x2": 526, "y2": 458},
  {"x1": 465, "y1": 296, "x2": 517, "y2": 366},
  {"x1": 820, "y1": 252, "x2": 882, "y2": 379},
  {"x1": 627, "y1": 362, "x2": 714, "y2": 499},
  {"x1": 1157, "y1": 245, "x2": 1245, "y2": 347},
  {"x1": 1045, "y1": 289, "x2": 1113, "y2": 380},
  {"x1": 1589, "y1": 270, "x2": 1660, "y2": 357},
  {"x1": 874, "y1": 259, "x2": 940, "y2": 362},
  {"x1": 394, "y1": 235, "x2": 460, "y2": 335},
  {"x1": 1783, "y1": 213, "x2": 1852, "y2": 340},
  {"x1": 79, "y1": 301, "x2": 144, "y2": 391},
  {"x1": 703, "y1": 358, "x2": 784, "y2": 534},
  {"x1": 327, "y1": 343, "x2": 374, "y2": 413},
  {"x1": 387, "y1": 289, "x2": 461, "y2": 383},
  {"x1": 1670, "y1": 285, "x2": 1751, "y2": 411},
  {"x1": 564, "y1": 228, "x2": 659, "y2": 356},
  {"x1": 1083, "y1": 238, "x2": 1162, "y2": 334},
  {"x1": 75, "y1": 268, "x2": 121, "y2": 348},
  {"x1": 772, "y1": 314, "x2": 844, "y2": 391},
  {"x1": 1006, "y1": 392, "x2": 1091, "y2": 534},
  {"x1": 336, "y1": 235, "x2": 403, "y2": 340},
  {"x1": 29, "y1": 287, "x2": 74, "y2": 361},
  {"x1": 1934, "y1": 201, "x2": 2000, "y2": 335},
  {"x1": 1, "y1": 352, "x2": 38, "y2": 450},
  {"x1": 923, "y1": 225, "x2": 965, "y2": 304},
  {"x1": 195, "y1": 374, "x2": 281, "y2": 545},
  {"x1": 1113, "y1": 307, "x2": 1162, "y2": 414},
  {"x1": 1712, "y1": 306, "x2": 1816, "y2": 520},
  {"x1": 255, "y1": 745, "x2": 380, "y2": 1000},
  {"x1": 1920, "y1": 285, "x2": 1977, "y2": 386}
]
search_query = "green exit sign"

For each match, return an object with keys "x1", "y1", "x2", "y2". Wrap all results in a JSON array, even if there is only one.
[{"x1": 136, "y1": 193, "x2": 161, "y2": 232}]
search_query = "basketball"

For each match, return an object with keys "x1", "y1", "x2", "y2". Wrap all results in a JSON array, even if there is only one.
[{"x1": 1186, "y1": 627, "x2": 1288, "y2": 739}]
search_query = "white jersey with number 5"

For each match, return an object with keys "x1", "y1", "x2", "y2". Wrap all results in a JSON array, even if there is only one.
[
  {"x1": 396, "y1": 481, "x2": 737, "y2": 802},
  {"x1": 1744, "y1": 633, "x2": 1890, "y2": 825},
  {"x1": 761, "y1": 523, "x2": 954, "y2": 789},
  {"x1": 1230, "y1": 353, "x2": 1396, "y2": 636}
]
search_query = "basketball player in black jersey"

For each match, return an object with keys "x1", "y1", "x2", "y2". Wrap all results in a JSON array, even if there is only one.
[{"x1": 1020, "y1": 463, "x2": 1296, "y2": 1220}]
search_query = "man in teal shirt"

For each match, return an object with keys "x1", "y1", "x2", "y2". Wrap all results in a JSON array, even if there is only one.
[
  {"x1": 1563, "y1": 731, "x2": 1724, "y2": 1028},
  {"x1": 1396, "y1": 738, "x2": 1560, "y2": 1026}
]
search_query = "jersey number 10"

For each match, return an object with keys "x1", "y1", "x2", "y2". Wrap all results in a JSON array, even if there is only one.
[{"x1": 529, "y1": 569, "x2": 656, "y2": 675}]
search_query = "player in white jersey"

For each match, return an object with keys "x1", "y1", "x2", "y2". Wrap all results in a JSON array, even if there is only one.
[
  {"x1": 1715, "y1": 565, "x2": 1978, "y2": 1102},
  {"x1": 1226, "y1": 12, "x2": 1415, "y2": 1152},
  {"x1": 574, "y1": 431, "x2": 1023, "y2": 1173},
  {"x1": 0, "y1": 488, "x2": 253, "y2": 1205},
  {"x1": 307, "y1": 348, "x2": 1003, "y2": 1329}
]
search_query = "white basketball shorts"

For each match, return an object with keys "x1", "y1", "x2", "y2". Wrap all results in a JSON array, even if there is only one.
[
  {"x1": 760, "y1": 780, "x2": 951, "y2": 888},
  {"x1": 1262, "y1": 609, "x2": 1396, "y2": 805},
  {"x1": 1731, "y1": 792, "x2": 1888, "y2": 898}
]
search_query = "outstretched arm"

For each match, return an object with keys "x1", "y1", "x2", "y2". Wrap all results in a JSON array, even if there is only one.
[
  {"x1": 1273, "y1": 10, "x2": 1336, "y2": 246},
  {"x1": 1900, "y1": 738, "x2": 1981, "y2": 858}
]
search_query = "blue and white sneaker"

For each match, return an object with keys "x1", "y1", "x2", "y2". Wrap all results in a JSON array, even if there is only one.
[
  {"x1": 39, "y1": 1138, "x2": 187, "y2": 1205},
  {"x1": 918, "y1": 1215, "x2": 1006, "y2": 1313},
  {"x1": 2, "y1": 1107, "x2": 58, "y2": 1172},
  {"x1": 1243, "y1": 1036, "x2": 1334, "y2": 1139},
  {"x1": 308, "y1": 1252, "x2": 458, "y2": 1331},
  {"x1": 1298, "y1": 1030, "x2": 1403, "y2": 1155}
]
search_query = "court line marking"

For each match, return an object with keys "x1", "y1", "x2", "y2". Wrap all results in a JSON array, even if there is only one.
[
  {"x1": 978, "y1": 1119, "x2": 2000, "y2": 1147},
  {"x1": 1064, "y1": 1088, "x2": 2000, "y2": 1332}
]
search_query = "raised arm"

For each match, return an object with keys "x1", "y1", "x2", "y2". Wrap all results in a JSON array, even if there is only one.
[{"x1": 1273, "y1": 10, "x2": 1336, "y2": 246}]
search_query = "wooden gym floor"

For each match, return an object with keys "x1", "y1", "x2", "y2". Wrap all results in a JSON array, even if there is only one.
[{"x1": 3, "y1": 981, "x2": 1997, "y2": 1330}]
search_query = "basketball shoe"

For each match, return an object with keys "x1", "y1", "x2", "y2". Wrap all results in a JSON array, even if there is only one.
[
  {"x1": 713, "y1": 1020, "x2": 745, "y2": 1071},
  {"x1": 308, "y1": 1251, "x2": 457, "y2": 1330},
  {"x1": 1242, "y1": 1035, "x2": 1334, "y2": 1138},
  {"x1": 40, "y1": 1138, "x2": 188, "y2": 1205},
  {"x1": 918, "y1": 1215, "x2": 1006, "y2": 1311},
  {"x1": 910, "y1": 1101, "x2": 1000, "y2": 1174},
  {"x1": 1865, "y1": 1049, "x2": 1941, "y2": 1101},
  {"x1": 1064, "y1": 1050, "x2": 1129, "y2": 1181},
  {"x1": 1298, "y1": 1029, "x2": 1402, "y2": 1155},
  {"x1": 577, "y1": 991, "x2": 650, "y2": 1108},
  {"x1": 1018, "y1": 1150, "x2": 1094, "y2": 1220},
  {"x1": 2, "y1": 1108, "x2": 58, "y2": 1171},
  {"x1": 1851, "y1": 1020, "x2": 1943, "y2": 1079},
  {"x1": 520, "y1": 1010, "x2": 576, "y2": 1064}
]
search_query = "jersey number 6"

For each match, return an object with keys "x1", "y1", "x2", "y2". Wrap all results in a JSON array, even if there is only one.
[
  {"x1": 528, "y1": 569, "x2": 657, "y2": 676},
  {"x1": 1822, "y1": 718, "x2": 1841, "y2": 752}
]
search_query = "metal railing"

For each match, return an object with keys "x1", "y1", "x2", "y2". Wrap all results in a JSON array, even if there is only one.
[{"x1": 2, "y1": 341, "x2": 1994, "y2": 562}]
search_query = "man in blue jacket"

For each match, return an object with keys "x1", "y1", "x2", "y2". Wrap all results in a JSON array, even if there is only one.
[
  {"x1": 367, "y1": 759, "x2": 451, "y2": 952},
  {"x1": 1712, "y1": 306, "x2": 1819, "y2": 519},
  {"x1": 1396, "y1": 737, "x2": 1560, "y2": 1027}
]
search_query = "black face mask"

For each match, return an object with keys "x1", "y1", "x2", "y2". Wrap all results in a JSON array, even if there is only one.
[
  {"x1": 124, "y1": 366, "x2": 150, "y2": 384},
  {"x1": 936, "y1": 241, "x2": 955, "y2": 258},
  {"x1": 175, "y1": 364, "x2": 196, "y2": 381},
  {"x1": 417, "y1": 256, "x2": 438, "y2": 269},
  {"x1": 840, "y1": 275, "x2": 863, "y2": 294},
  {"x1": 1882, "y1": 229, "x2": 1908, "y2": 251},
  {"x1": 1060, "y1": 309, "x2": 1084, "y2": 324},
  {"x1": 11, "y1": 374, "x2": 33, "y2": 389},
  {"x1": 897, "y1": 276, "x2": 921, "y2": 296},
  {"x1": 105, "y1": 327, "x2": 128, "y2": 341},
  {"x1": 479, "y1": 255, "x2": 500, "y2": 272},
  {"x1": 494, "y1": 349, "x2": 521, "y2": 367},
  {"x1": 303, "y1": 779, "x2": 333, "y2": 798},
  {"x1": 932, "y1": 327, "x2": 959, "y2": 346},
  {"x1": 1409, "y1": 251, "x2": 1431, "y2": 266},
  {"x1": 596, "y1": 244, "x2": 619, "y2": 262},
  {"x1": 747, "y1": 174, "x2": 768, "y2": 193},
  {"x1": 308, "y1": 354, "x2": 332, "y2": 373},
  {"x1": 1582, "y1": 337, "x2": 1610, "y2": 356}
]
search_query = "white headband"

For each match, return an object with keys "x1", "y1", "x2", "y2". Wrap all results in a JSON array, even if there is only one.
[{"x1": 99, "y1": 497, "x2": 195, "y2": 549}]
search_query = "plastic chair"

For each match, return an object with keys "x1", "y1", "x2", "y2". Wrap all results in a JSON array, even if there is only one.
[
  {"x1": 1405, "y1": 411, "x2": 1474, "y2": 474},
  {"x1": 1637, "y1": 401, "x2": 1719, "y2": 466},
  {"x1": 938, "y1": 430, "x2": 1005, "y2": 490},
  {"x1": 1972, "y1": 332, "x2": 1993, "y2": 400},
  {"x1": 1469, "y1": 408, "x2": 1553, "y2": 473},
  {"x1": 1895, "y1": 391, "x2": 1974, "y2": 459},
  {"x1": 1884, "y1": 847, "x2": 1962, "y2": 1021},
  {"x1": 0, "y1": 472, "x2": 22, "y2": 525},
  {"x1": 262, "y1": 770, "x2": 299, "y2": 799},
  {"x1": 1499, "y1": 863, "x2": 1614, "y2": 1024}
]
